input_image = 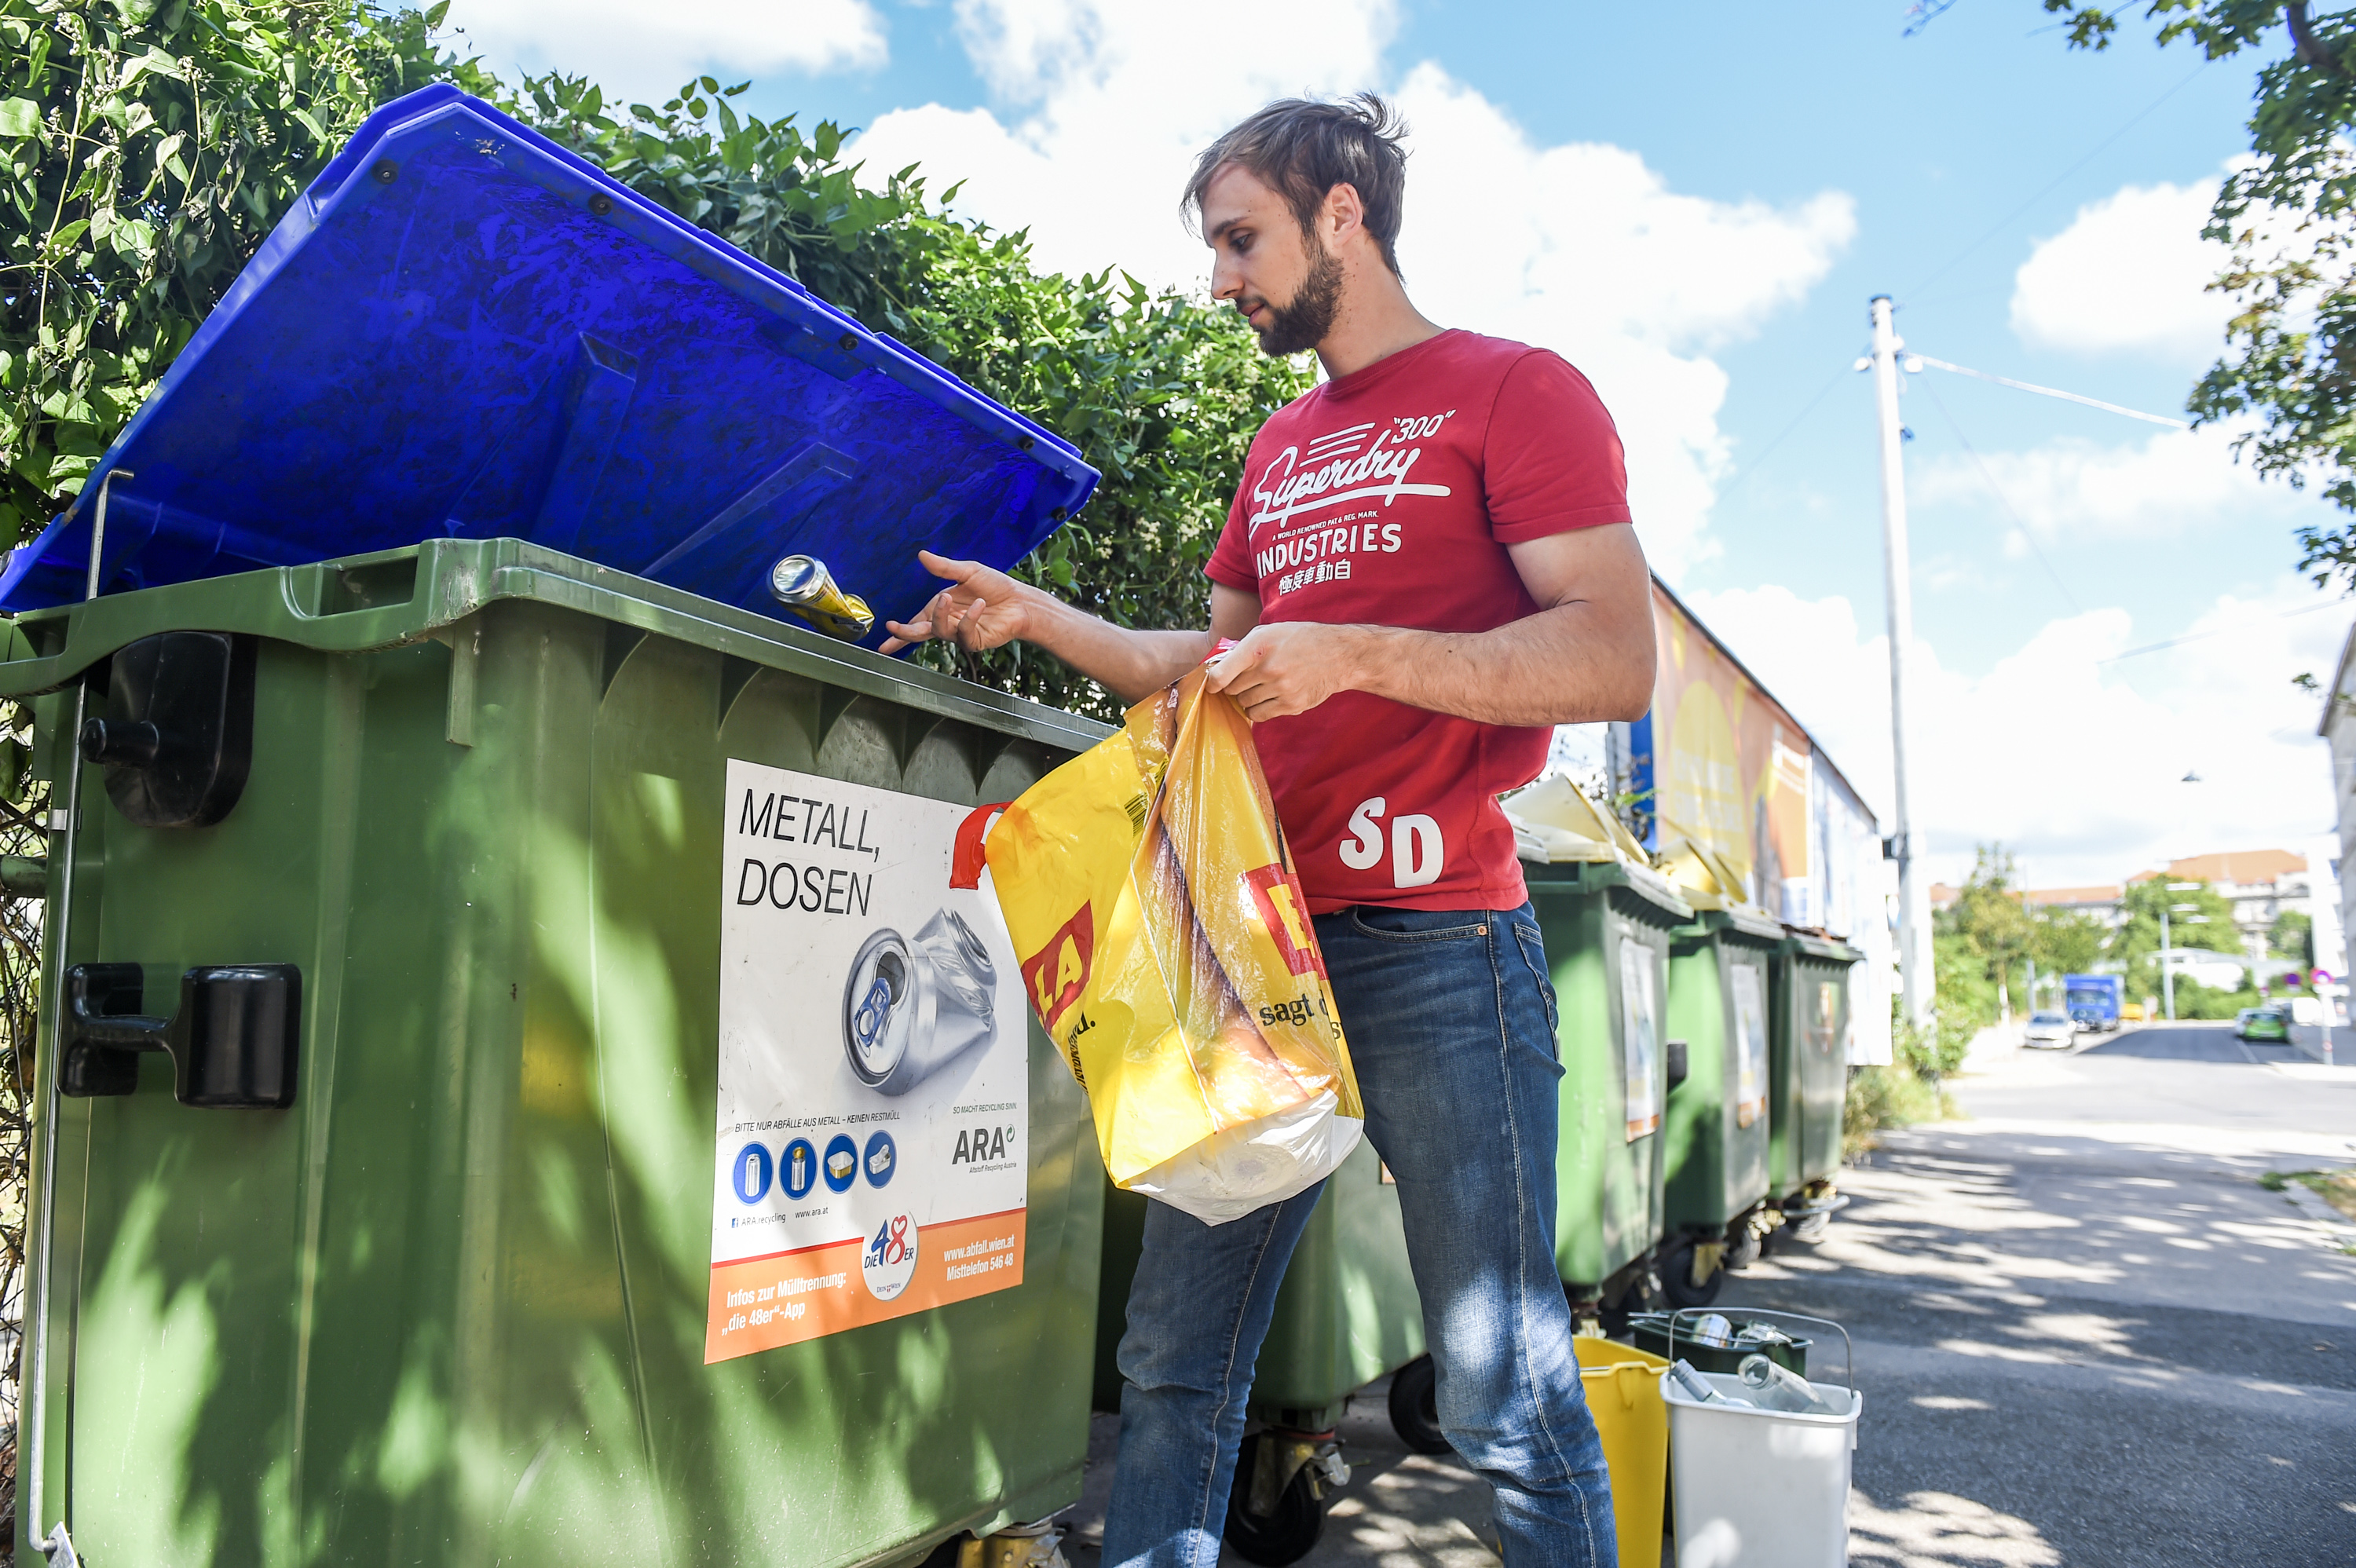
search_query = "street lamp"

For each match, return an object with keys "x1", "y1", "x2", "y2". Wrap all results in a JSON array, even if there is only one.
[{"x1": 2161, "y1": 881, "x2": 2206, "y2": 1022}]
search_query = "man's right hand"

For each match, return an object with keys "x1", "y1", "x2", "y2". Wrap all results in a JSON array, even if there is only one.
[{"x1": 880, "y1": 550, "x2": 1036, "y2": 655}]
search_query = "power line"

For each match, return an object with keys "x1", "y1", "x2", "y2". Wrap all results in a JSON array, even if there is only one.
[
  {"x1": 1714, "y1": 360, "x2": 1853, "y2": 503},
  {"x1": 1913, "y1": 372, "x2": 2083, "y2": 614},
  {"x1": 2098, "y1": 594, "x2": 2352, "y2": 662},
  {"x1": 1912, "y1": 354, "x2": 2191, "y2": 428},
  {"x1": 1908, "y1": 58, "x2": 2211, "y2": 298}
]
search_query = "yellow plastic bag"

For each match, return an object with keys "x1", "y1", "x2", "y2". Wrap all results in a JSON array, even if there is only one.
[{"x1": 956, "y1": 664, "x2": 1363, "y2": 1224}]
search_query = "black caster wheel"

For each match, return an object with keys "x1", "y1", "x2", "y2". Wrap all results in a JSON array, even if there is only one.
[
  {"x1": 1224, "y1": 1431, "x2": 1330, "y2": 1565},
  {"x1": 1792, "y1": 1212, "x2": 1831, "y2": 1243},
  {"x1": 1388, "y1": 1354, "x2": 1453, "y2": 1455},
  {"x1": 1658, "y1": 1240, "x2": 1725, "y2": 1309}
]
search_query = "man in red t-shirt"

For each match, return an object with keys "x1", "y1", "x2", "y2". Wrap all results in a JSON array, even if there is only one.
[{"x1": 884, "y1": 96, "x2": 1653, "y2": 1567}]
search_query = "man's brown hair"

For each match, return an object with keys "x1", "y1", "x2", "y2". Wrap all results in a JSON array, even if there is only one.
[{"x1": 1183, "y1": 95, "x2": 1410, "y2": 276}]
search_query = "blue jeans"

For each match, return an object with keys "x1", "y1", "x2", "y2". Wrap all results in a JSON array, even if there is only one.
[{"x1": 1101, "y1": 903, "x2": 1617, "y2": 1567}]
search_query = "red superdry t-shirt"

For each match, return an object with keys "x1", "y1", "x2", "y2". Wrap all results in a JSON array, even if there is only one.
[{"x1": 1205, "y1": 328, "x2": 1633, "y2": 914}]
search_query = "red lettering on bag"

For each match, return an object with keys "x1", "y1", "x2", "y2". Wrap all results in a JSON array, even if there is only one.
[
  {"x1": 1022, "y1": 905, "x2": 1095, "y2": 1029},
  {"x1": 1244, "y1": 864, "x2": 1325, "y2": 979}
]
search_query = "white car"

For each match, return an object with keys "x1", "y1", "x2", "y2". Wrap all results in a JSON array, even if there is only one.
[{"x1": 2023, "y1": 1011, "x2": 2076, "y2": 1049}]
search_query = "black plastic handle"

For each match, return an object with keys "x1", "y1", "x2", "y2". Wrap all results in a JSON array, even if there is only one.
[{"x1": 62, "y1": 963, "x2": 300, "y2": 1108}]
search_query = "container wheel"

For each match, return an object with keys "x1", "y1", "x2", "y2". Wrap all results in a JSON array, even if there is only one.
[
  {"x1": 1224, "y1": 1432, "x2": 1328, "y2": 1566},
  {"x1": 1791, "y1": 1212, "x2": 1831, "y2": 1243},
  {"x1": 1387, "y1": 1354, "x2": 1453, "y2": 1455},
  {"x1": 1658, "y1": 1241, "x2": 1725, "y2": 1309}
]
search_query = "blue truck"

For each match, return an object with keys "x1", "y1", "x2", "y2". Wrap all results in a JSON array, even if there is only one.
[{"x1": 2065, "y1": 974, "x2": 2123, "y2": 1033}]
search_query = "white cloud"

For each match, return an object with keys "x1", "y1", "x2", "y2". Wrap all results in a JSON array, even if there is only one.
[
  {"x1": 2010, "y1": 177, "x2": 2232, "y2": 360},
  {"x1": 846, "y1": 0, "x2": 1853, "y2": 578},
  {"x1": 448, "y1": 0, "x2": 887, "y2": 107},
  {"x1": 1680, "y1": 579, "x2": 2348, "y2": 892},
  {"x1": 1912, "y1": 422, "x2": 2307, "y2": 545}
]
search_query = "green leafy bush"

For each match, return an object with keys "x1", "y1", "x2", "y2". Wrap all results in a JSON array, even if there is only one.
[{"x1": 1842, "y1": 1062, "x2": 1948, "y2": 1157}]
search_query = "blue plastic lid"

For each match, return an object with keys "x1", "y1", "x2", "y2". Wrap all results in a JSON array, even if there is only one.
[{"x1": 0, "y1": 86, "x2": 1097, "y2": 641}]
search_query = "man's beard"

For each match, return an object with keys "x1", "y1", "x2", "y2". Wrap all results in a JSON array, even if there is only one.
[{"x1": 1249, "y1": 236, "x2": 1343, "y2": 356}]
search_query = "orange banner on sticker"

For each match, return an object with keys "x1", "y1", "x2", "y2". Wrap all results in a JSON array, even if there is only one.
[{"x1": 704, "y1": 1209, "x2": 1027, "y2": 1363}]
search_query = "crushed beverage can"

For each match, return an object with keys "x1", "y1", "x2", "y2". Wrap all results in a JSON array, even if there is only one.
[{"x1": 769, "y1": 554, "x2": 874, "y2": 641}]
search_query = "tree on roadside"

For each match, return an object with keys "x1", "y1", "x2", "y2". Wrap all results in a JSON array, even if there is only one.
[
  {"x1": 2040, "y1": 2, "x2": 2356, "y2": 587},
  {"x1": 1941, "y1": 845, "x2": 2039, "y2": 1019},
  {"x1": 2270, "y1": 907, "x2": 2314, "y2": 961},
  {"x1": 2030, "y1": 906, "x2": 2110, "y2": 980},
  {"x1": 2114, "y1": 874, "x2": 2244, "y2": 992}
]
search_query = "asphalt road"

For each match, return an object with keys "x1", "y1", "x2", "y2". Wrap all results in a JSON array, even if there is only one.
[{"x1": 1061, "y1": 1023, "x2": 2356, "y2": 1566}]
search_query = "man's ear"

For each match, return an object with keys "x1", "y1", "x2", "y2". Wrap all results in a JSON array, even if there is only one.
[{"x1": 1323, "y1": 181, "x2": 1366, "y2": 249}]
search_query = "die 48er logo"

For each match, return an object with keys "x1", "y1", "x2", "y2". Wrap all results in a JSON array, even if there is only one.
[{"x1": 862, "y1": 1212, "x2": 919, "y2": 1302}]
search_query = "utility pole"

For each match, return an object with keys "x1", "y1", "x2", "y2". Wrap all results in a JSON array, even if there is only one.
[{"x1": 1868, "y1": 294, "x2": 1935, "y2": 1025}]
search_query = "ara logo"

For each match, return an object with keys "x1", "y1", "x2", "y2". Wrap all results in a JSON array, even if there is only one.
[
  {"x1": 953, "y1": 1124, "x2": 1017, "y2": 1164},
  {"x1": 1338, "y1": 797, "x2": 1443, "y2": 890}
]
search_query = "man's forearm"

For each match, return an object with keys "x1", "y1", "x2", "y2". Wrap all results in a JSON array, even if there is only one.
[
  {"x1": 1333, "y1": 601, "x2": 1655, "y2": 726},
  {"x1": 1023, "y1": 594, "x2": 1216, "y2": 704}
]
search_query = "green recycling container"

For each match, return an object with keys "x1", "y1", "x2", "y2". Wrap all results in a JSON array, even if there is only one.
[
  {"x1": 1092, "y1": 1138, "x2": 1424, "y2": 1431},
  {"x1": 10, "y1": 539, "x2": 1109, "y2": 1567},
  {"x1": 1660, "y1": 905, "x2": 1782, "y2": 1259},
  {"x1": 1768, "y1": 930, "x2": 1863, "y2": 1206},
  {"x1": 1524, "y1": 857, "x2": 1695, "y2": 1310}
]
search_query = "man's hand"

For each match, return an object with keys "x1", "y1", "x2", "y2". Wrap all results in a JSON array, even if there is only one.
[
  {"x1": 880, "y1": 550, "x2": 1035, "y2": 656},
  {"x1": 1203, "y1": 621, "x2": 1366, "y2": 722}
]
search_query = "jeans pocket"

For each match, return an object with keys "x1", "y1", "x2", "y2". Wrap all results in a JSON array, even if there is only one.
[
  {"x1": 1347, "y1": 905, "x2": 1491, "y2": 943},
  {"x1": 1513, "y1": 923, "x2": 1560, "y2": 1038}
]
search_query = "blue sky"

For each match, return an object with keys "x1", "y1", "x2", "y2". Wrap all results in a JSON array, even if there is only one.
[{"x1": 455, "y1": 0, "x2": 2347, "y2": 890}]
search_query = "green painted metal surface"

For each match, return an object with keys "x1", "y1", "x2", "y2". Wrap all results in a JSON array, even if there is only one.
[
  {"x1": 9, "y1": 539, "x2": 1109, "y2": 1567},
  {"x1": 1660, "y1": 907, "x2": 1781, "y2": 1237},
  {"x1": 1092, "y1": 1139, "x2": 1422, "y2": 1430},
  {"x1": 1525, "y1": 859, "x2": 1693, "y2": 1296},
  {"x1": 1766, "y1": 930, "x2": 1862, "y2": 1201}
]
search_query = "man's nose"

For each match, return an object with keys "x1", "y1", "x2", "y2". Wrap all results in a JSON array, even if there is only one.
[{"x1": 1209, "y1": 251, "x2": 1242, "y2": 301}]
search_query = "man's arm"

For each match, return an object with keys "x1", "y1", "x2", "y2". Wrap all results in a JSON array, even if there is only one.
[
  {"x1": 880, "y1": 550, "x2": 1262, "y2": 704},
  {"x1": 1202, "y1": 521, "x2": 1655, "y2": 726}
]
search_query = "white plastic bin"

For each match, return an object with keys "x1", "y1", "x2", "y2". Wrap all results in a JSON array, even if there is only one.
[{"x1": 1659, "y1": 1356, "x2": 1861, "y2": 1567}]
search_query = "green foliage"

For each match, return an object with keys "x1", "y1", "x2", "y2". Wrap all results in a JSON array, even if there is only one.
[
  {"x1": 2043, "y1": 2, "x2": 2356, "y2": 587},
  {"x1": 2030, "y1": 906, "x2": 2109, "y2": 976},
  {"x1": 1936, "y1": 844, "x2": 2039, "y2": 1014},
  {"x1": 1893, "y1": 996, "x2": 1977, "y2": 1083},
  {"x1": 1842, "y1": 1060, "x2": 1949, "y2": 1156},
  {"x1": 0, "y1": 0, "x2": 459, "y2": 540},
  {"x1": 2270, "y1": 906, "x2": 2314, "y2": 960},
  {"x1": 2114, "y1": 875, "x2": 2242, "y2": 982},
  {"x1": 2169, "y1": 972, "x2": 2259, "y2": 1018}
]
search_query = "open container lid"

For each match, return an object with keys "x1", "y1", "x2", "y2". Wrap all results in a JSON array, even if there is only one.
[{"x1": 0, "y1": 86, "x2": 1098, "y2": 643}]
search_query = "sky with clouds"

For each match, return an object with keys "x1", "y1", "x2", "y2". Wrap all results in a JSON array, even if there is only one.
[{"x1": 450, "y1": 0, "x2": 2349, "y2": 891}]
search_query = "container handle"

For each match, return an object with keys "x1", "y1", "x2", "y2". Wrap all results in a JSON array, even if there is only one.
[
  {"x1": 1666, "y1": 1306, "x2": 1854, "y2": 1395},
  {"x1": 950, "y1": 802, "x2": 1012, "y2": 890}
]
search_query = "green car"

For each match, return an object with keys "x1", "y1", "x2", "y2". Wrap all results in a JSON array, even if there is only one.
[{"x1": 2237, "y1": 1006, "x2": 2292, "y2": 1043}]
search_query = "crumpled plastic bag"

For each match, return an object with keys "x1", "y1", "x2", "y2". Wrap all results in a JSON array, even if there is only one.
[{"x1": 956, "y1": 662, "x2": 1363, "y2": 1225}]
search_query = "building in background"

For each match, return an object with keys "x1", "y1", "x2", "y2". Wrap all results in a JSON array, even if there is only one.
[
  {"x1": 2020, "y1": 885, "x2": 2124, "y2": 927},
  {"x1": 2318, "y1": 627, "x2": 2356, "y2": 978},
  {"x1": 2128, "y1": 849, "x2": 2330, "y2": 974}
]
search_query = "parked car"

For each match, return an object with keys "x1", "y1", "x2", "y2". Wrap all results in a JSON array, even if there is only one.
[
  {"x1": 2236, "y1": 1006, "x2": 2292, "y2": 1044},
  {"x1": 2023, "y1": 1011, "x2": 2077, "y2": 1049}
]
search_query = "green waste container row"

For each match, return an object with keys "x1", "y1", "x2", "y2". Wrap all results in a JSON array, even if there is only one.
[
  {"x1": 10, "y1": 539, "x2": 1110, "y2": 1567},
  {"x1": 1657, "y1": 902, "x2": 1783, "y2": 1301},
  {"x1": 1526, "y1": 855, "x2": 1692, "y2": 1317}
]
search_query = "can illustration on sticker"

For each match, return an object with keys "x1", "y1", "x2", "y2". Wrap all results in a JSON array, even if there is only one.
[{"x1": 843, "y1": 908, "x2": 1000, "y2": 1095}]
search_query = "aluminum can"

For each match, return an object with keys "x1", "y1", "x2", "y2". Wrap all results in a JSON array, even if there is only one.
[
  {"x1": 843, "y1": 908, "x2": 999, "y2": 1095},
  {"x1": 769, "y1": 554, "x2": 874, "y2": 641}
]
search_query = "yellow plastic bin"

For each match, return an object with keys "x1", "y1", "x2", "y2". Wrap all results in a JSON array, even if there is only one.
[{"x1": 1573, "y1": 1336, "x2": 1671, "y2": 1568}]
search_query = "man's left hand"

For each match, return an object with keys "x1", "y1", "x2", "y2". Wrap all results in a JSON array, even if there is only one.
[{"x1": 1203, "y1": 621, "x2": 1366, "y2": 721}]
